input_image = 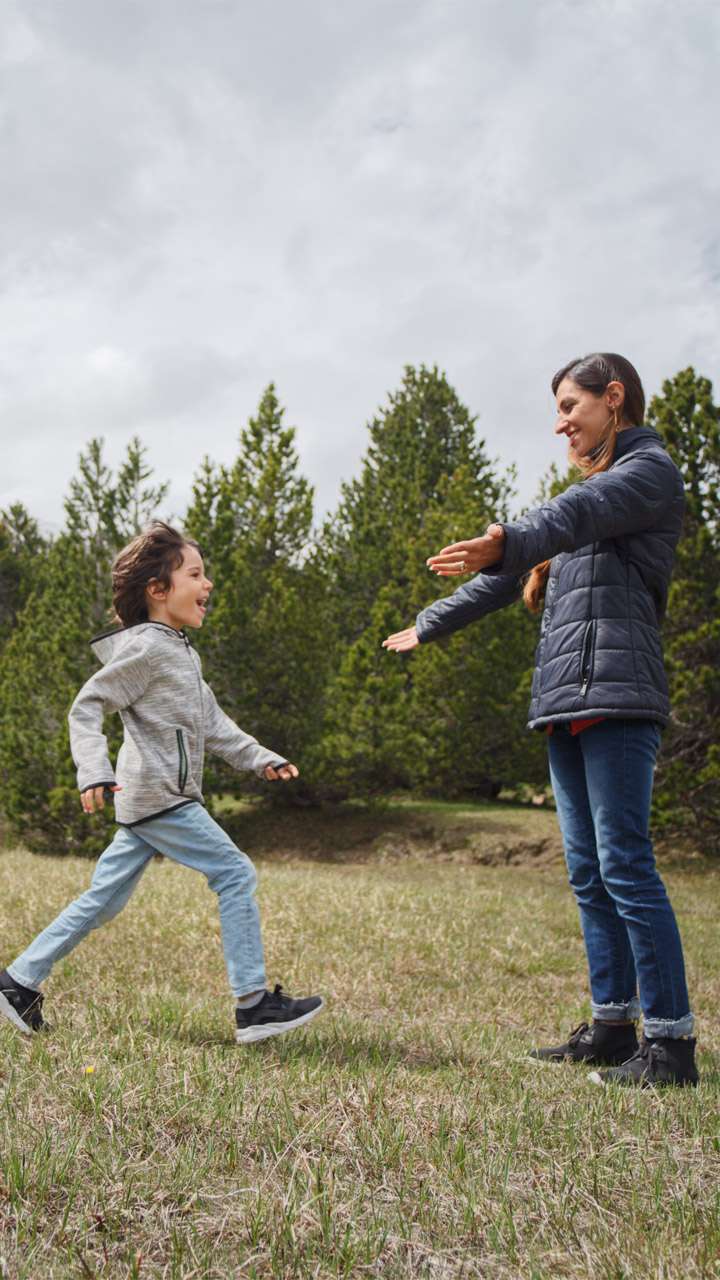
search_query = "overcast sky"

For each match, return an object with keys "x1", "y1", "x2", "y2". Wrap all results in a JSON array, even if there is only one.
[{"x1": 2, "y1": 0, "x2": 719, "y2": 533}]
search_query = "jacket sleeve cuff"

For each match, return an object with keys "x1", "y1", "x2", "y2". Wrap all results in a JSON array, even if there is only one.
[
  {"x1": 415, "y1": 611, "x2": 432, "y2": 643},
  {"x1": 490, "y1": 522, "x2": 525, "y2": 576},
  {"x1": 77, "y1": 760, "x2": 116, "y2": 791},
  {"x1": 262, "y1": 758, "x2": 290, "y2": 775},
  {"x1": 254, "y1": 754, "x2": 289, "y2": 778}
]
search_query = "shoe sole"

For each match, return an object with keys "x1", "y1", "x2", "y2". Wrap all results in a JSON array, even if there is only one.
[
  {"x1": 525, "y1": 1053, "x2": 613, "y2": 1066},
  {"x1": 0, "y1": 991, "x2": 34, "y2": 1035},
  {"x1": 588, "y1": 1069, "x2": 698, "y2": 1089},
  {"x1": 235, "y1": 1000, "x2": 324, "y2": 1045},
  {"x1": 526, "y1": 1055, "x2": 635, "y2": 1068},
  {"x1": 525, "y1": 1053, "x2": 581, "y2": 1065}
]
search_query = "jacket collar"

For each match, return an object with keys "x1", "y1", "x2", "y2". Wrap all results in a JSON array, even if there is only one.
[
  {"x1": 90, "y1": 620, "x2": 188, "y2": 647},
  {"x1": 613, "y1": 425, "x2": 665, "y2": 461}
]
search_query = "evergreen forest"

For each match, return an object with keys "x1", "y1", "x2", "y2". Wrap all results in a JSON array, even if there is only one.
[{"x1": 1, "y1": 365, "x2": 718, "y2": 856}]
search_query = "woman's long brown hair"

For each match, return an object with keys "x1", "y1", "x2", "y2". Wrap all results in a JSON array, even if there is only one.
[{"x1": 522, "y1": 353, "x2": 646, "y2": 614}]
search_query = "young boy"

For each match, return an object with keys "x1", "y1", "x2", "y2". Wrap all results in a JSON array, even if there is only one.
[{"x1": 0, "y1": 522, "x2": 323, "y2": 1044}]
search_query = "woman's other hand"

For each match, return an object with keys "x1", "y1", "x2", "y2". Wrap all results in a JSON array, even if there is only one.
[
  {"x1": 382, "y1": 626, "x2": 419, "y2": 652},
  {"x1": 426, "y1": 523, "x2": 505, "y2": 577}
]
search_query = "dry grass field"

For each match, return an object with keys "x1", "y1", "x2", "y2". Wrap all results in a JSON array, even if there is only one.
[{"x1": 1, "y1": 805, "x2": 718, "y2": 1279}]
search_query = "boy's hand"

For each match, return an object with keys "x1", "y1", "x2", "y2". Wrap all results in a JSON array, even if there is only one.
[
  {"x1": 264, "y1": 763, "x2": 299, "y2": 782},
  {"x1": 80, "y1": 785, "x2": 121, "y2": 814}
]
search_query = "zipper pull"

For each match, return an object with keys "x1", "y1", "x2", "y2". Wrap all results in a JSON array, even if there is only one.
[{"x1": 580, "y1": 678, "x2": 589, "y2": 696}]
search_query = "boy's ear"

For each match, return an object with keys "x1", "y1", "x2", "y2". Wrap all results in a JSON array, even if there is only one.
[{"x1": 146, "y1": 577, "x2": 167, "y2": 602}]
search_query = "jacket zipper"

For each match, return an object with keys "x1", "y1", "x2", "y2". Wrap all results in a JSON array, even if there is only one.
[
  {"x1": 579, "y1": 620, "x2": 595, "y2": 697},
  {"x1": 579, "y1": 544, "x2": 598, "y2": 698},
  {"x1": 176, "y1": 729, "x2": 189, "y2": 792},
  {"x1": 183, "y1": 633, "x2": 206, "y2": 711}
]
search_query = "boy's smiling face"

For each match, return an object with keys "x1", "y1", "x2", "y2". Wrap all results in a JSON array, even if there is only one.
[{"x1": 147, "y1": 543, "x2": 213, "y2": 631}]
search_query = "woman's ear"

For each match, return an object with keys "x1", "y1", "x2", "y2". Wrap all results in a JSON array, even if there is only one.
[{"x1": 606, "y1": 380, "x2": 626, "y2": 412}]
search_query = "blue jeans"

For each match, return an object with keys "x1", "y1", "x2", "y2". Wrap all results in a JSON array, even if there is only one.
[
  {"x1": 548, "y1": 720, "x2": 693, "y2": 1039},
  {"x1": 8, "y1": 803, "x2": 266, "y2": 998}
]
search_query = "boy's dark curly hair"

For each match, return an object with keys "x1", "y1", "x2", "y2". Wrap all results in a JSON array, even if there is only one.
[{"x1": 111, "y1": 521, "x2": 200, "y2": 627}]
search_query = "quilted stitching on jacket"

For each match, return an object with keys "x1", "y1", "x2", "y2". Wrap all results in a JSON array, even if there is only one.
[{"x1": 416, "y1": 427, "x2": 684, "y2": 729}]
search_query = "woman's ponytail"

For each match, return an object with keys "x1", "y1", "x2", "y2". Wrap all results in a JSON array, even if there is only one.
[{"x1": 523, "y1": 561, "x2": 551, "y2": 614}]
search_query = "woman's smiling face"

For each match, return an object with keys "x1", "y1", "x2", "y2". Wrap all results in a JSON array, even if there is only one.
[{"x1": 554, "y1": 376, "x2": 625, "y2": 464}]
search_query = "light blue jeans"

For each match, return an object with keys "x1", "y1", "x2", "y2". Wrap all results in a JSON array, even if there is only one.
[{"x1": 9, "y1": 803, "x2": 266, "y2": 998}]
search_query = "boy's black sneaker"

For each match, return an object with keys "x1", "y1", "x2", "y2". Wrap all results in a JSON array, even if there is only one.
[
  {"x1": 235, "y1": 984, "x2": 323, "y2": 1044},
  {"x1": 528, "y1": 1020, "x2": 638, "y2": 1066},
  {"x1": 589, "y1": 1036, "x2": 699, "y2": 1088},
  {"x1": 0, "y1": 969, "x2": 46, "y2": 1034}
]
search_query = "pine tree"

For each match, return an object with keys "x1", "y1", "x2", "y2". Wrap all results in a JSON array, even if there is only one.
[
  {"x1": 404, "y1": 466, "x2": 545, "y2": 798},
  {"x1": 315, "y1": 367, "x2": 527, "y2": 797},
  {"x1": 185, "y1": 386, "x2": 329, "y2": 801},
  {"x1": 0, "y1": 536, "x2": 107, "y2": 852},
  {"x1": 113, "y1": 437, "x2": 171, "y2": 544},
  {"x1": 0, "y1": 439, "x2": 169, "y2": 853},
  {"x1": 311, "y1": 583, "x2": 425, "y2": 797},
  {"x1": 322, "y1": 365, "x2": 512, "y2": 644},
  {"x1": 647, "y1": 368, "x2": 720, "y2": 851},
  {"x1": 0, "y1": 504, "x2": 46, "y2": 655}
]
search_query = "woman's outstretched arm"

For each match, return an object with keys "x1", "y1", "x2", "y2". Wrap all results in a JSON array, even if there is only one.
[
  {"x1": 383, "y1": 568, "x2": 523, "y2": 652},
  {"x1": 428, "y1": 446, "x2": 682, "y2": 580}
]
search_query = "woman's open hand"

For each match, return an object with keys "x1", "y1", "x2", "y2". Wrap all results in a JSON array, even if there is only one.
[
  {"x1": 426, "y1": 523, "x2": 505, "y2": 577},
  {"x1": 382, "y1": 626, "x2": 419, "y2": 653}
]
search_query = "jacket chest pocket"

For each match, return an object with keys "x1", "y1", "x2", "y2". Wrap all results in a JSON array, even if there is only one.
[{"x1": 176, "y1": 729, "x2": 189, "y2": 792}]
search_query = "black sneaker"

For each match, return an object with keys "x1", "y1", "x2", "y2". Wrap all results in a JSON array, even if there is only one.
[
  {"x1": 590, "y1": 1036, "x2": 699, "y2": 1088},
  {"x1": 528, "y1": 1020, "x2": 638, "y2": 1066},
  {"x1": 0, "y1": 969, "x2": 46, "y2": 1034},
  {"x1": 235, "y1": 984, "x2": 324, "y2": 1044}
]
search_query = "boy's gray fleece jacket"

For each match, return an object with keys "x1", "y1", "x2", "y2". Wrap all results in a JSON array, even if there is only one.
[
  {"x1": 415, "y1": 427, "x2": 685, "y2": 729},
  {"x1": 69, "y1": 622, "x2": 288, "y2": 826}
]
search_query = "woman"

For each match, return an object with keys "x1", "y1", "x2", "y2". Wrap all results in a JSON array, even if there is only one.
[{"x1": 384, "y1": 353, "x2": 697, "y2": 1088}]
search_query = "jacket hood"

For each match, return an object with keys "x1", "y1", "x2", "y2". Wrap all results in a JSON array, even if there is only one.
[{"x1": 90, "y1": 621, "x2": 186, "y2": 667}]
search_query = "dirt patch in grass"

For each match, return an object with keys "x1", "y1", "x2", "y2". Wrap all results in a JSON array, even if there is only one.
[{"x1": 219, "y1": 801, "x2": 566, "y2": 869}]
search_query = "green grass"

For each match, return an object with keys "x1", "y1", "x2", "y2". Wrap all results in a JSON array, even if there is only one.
[{"x1": 1, "y1": 831, "x2": 719, "y2": 1279}]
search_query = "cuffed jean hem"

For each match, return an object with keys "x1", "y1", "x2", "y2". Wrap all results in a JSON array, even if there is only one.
[
  {"x1": 592, "y1": 998, "x2": 641, "y2": 1023},
  {"x1": 643, "y1": 1012, "x2": 695, "y2": 1039},
  {"x1": 233, "y1": 979, "x2": 267, "y2": 1000},
  {"x1": 6, "y1": 966, "x2": 42, "y2": 994}
]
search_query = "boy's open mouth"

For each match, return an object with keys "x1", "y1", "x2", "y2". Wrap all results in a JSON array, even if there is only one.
[{"x1": 197, "y1": 596, "x2": 209, "y2": 614}]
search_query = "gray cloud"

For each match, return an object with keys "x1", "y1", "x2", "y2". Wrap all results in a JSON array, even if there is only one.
[{"x1": 2, "y1": 0, "x2": 719, "y2": 533}]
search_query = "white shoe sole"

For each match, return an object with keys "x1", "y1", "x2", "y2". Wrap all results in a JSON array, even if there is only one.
[
  {"x1": 588, "y1": 1071, "x2": 605, "y2": 1086},
  {"x1": 524, "y1": 1054, "x2": 566, "y2": 1065},
  {"x1": 235, "y1": 999, "x2": 324, "y2": 1045},
  {"x1": 0, "y1": 990, "x2": 34, "y2": 1035}
]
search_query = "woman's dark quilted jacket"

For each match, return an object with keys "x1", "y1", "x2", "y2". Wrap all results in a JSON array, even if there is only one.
[{"x1": 415, "y1": 427, "x2": 685, "y2": 729}]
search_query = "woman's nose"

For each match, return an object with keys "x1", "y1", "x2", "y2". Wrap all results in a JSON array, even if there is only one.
[{"x1": 554, "y1": 418, "x2": 569, "y2": 436}]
